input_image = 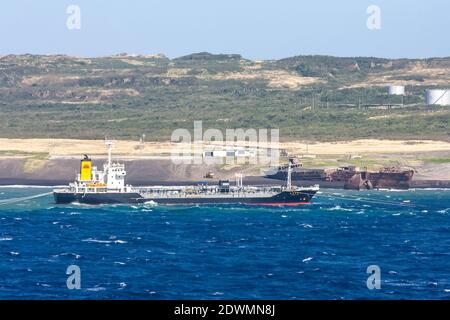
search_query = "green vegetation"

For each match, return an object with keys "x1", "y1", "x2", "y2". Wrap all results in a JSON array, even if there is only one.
[
  {"x1": 0, "y1": 150, "x2": 48, "y2": 158},
  {"x1": 0, "y1": 53, "x2": 449, "y2": 141}
]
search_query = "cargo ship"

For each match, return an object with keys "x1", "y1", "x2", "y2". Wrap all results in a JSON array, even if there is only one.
[
  {"x1": 265, "y1": 163, "x2": 414, "y2": 190},
  {"x1": 53, "y1": 142, "x2": 319, "y2": 206}
]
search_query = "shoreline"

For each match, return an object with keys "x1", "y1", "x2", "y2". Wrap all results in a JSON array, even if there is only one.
[
  {"x1": 1, "y1": 138, "x2": 450, "y2": 189},
  {"x1": 1, "y1": 177, "x2": 450, "y2": 189}
]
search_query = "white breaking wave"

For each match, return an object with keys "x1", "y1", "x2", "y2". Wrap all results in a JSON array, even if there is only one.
[
  {"x1": 84, "y1": 239, "x2": 111, "y2": 243},
  {"x1": 0, "y1": 185, "x2": 58, "y2": 189},
  {"x1": 87, "y1": 287, "x2": 106, "y2": 292},
  {"x1": 410, "y1": 188, "x2": 448, "y2": 191},
  {"x1": 82, "y1": 238, "x2": 127, "y2": 244},
  {"x1": 377, "y1": 189, "x2": 409, "y2": 192},
  {"x1": 53, "y1": 252, "x2": 81, "y2": 259},
  {"x1": 0, "y1": 191, "x2": 53, "y2": 206},
  {"x1": 327, "y1": 205, "x2": 355, "y2": 212}
]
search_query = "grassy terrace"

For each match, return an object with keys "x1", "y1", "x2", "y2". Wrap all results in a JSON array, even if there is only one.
[
  {"x1": 423, "y1": 157, "x2": 450, "y2": 164},
  {"x1": 1, "y1": 103, "x2": 449, "y2": 142},
  {"x1": 0, "y1": 150, "x2": 49, "y2": 173}
]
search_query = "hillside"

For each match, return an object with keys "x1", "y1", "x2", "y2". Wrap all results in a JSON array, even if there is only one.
[{"x1": 0, "y1": 52, "x2": 449, "y2": 141}]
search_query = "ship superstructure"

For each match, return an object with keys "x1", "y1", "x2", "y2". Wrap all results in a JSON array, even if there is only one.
[
  {"x1": 54, "y1": 142, "x2": 319, "y2": 206},
  {"x1": 74, "y1": 141, "x2": 131, "y2": 192}
]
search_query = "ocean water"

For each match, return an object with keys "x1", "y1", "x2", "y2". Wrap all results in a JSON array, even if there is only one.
[{"x1": 1, "y1": 186, "x2": 450, "y2": 300}]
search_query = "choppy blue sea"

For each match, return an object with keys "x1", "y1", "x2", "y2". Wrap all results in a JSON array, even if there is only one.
[{"x1": 1, "y1": 186, "x2": 450, "y2": 299}]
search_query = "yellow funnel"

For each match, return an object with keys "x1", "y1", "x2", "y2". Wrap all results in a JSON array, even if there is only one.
[{"x1": 80, "y1": 157, "x2": 92, "y2": 181}]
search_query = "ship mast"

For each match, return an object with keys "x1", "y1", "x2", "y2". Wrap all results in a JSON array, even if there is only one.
[
  {"x1": 286, "y1": 158, "x2": 293, "y2": 190},
  {"x1": 106, "y1": 140, "x2": 114, "y2": 167}
]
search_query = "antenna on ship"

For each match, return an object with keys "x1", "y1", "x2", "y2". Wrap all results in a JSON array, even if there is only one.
[{"x1": 105, "y1": 140, "x2": 114, "y2": 166}]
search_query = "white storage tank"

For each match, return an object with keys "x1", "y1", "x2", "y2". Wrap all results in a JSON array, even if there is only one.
[
  {"x1": 426, "y1": 89, "x2": 450, "y2": 106},
  {"x1": 388, "y1": 85, "x2": 405, "y2": 95}
]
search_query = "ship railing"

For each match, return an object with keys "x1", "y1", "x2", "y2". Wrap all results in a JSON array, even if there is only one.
[
  {"x1": 140, "y1": 192, "x2": 279, "y2": 199},
  {"x1": 137, "y1": 188, "x2": 281, "y2": 198},
  {"x1": 136, "y1": 185, "x2": 281, "y2": 195}
]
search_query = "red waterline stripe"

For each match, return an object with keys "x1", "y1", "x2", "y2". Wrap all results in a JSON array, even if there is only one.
[{"x1": 246, "y1": 202, "x2": 311, "y2": 207}]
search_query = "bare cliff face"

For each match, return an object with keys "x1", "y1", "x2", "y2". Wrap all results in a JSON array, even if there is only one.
[{"x1": 0, "y1": 157, "x2": 261, "y2": 186}]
